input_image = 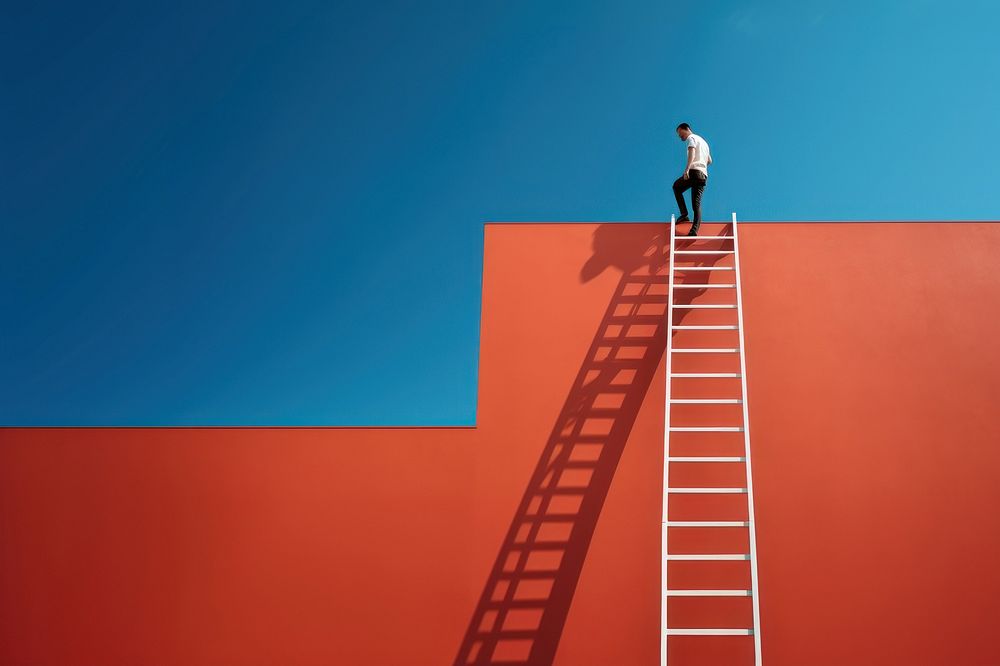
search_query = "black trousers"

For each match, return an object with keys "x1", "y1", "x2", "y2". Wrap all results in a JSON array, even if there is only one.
[{"x1": 673, "y1": 170, "x2": 707, "y2": 230}]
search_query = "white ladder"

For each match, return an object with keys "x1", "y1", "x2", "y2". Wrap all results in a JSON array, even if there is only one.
[{"x1": 660, "y1": 212, "x2": 763, "y2": 665}]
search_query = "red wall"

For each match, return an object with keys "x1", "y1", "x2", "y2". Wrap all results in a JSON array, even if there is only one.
[{"x1": 2, "y1": 222, "x2": 999, "y2": 666}]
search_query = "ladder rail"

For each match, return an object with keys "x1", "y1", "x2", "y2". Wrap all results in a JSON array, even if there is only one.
[
  {"x1": 732, "y1": 212, "x2": 764, "y2": 664},
  {"x1": 659, "y1": 214, "x2": 676, "y2": 666}
]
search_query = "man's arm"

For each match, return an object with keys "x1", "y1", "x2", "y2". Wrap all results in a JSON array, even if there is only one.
[{"x1": 684, "y1": 146, "x2": 695, "y2": 179}]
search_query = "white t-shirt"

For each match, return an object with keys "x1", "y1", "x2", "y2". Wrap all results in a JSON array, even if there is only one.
[{"x1": 686, "y1": 133, "x2": 711, "y2": 174}]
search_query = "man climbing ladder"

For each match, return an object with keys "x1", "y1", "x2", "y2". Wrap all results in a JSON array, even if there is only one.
[{"x1": 672, "y1": 123, "x2": 712, "y2": 236}]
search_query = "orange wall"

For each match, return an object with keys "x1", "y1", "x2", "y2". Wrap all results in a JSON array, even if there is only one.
[{"x1": 2, "y1": 222, "x2": 999, "y2": 666}]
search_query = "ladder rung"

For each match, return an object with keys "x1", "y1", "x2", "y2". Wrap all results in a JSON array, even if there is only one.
[
  {"x1": 672, "y1": 284, "x2": 735, "y2": 288},
  {"x1": 670, "y1": 398, "x2": 742, "y2": 403},
  {"x1": 666, "y1": 487, "x2": 747, "y2": 494},
  {"x1": 673, "y1": 266, "x2": 734, "y2": 270},
  {"x1": 666, "y1": 553, "x2": 750, "y2": 560},
  {"x1": 666, "y1": 521, "x2": 749, "y2": 527},
  {"x1": 674, "y1": 250, "x2": 735, "y2": 255},
  {"x1": 668, "y1": 456, "x2": 746, "y2": 462},
  {"x1": 671, "y1": 325, "x2": 738, "y2": 330},
  {"x1": 670, "y1": 373, "x2": 741, "y2": 378},
  {"x1": 666, "y1": 589, "x2": 752, "y2": 597},
  {"x1": 666, "y1": 628, "x2": 754, "y2": 636},
  {"x1": 671, "y1": 304, "x2": 737, "y2": 309},
  {"x1": 668, "y1": 427, "x2": 744, "y2": 433},
  {"x1": 674, "y1": 235, "x2": 735, "y2": 241},
  {"x1": 671, "y1": 349, "x2": 739, "y2": 354}
]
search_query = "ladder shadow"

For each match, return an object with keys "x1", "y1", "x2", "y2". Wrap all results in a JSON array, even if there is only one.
[{"x1": 454, "y1": 223, "x2": 729, "y2": 666}]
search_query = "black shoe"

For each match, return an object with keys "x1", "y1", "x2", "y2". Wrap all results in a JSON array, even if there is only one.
[
  {"x1": 686, "y1": 227, "x2": 699, "y2": 237},
  {"x1": 675, "y1": 215, "x2": 690, "y2": 224}
]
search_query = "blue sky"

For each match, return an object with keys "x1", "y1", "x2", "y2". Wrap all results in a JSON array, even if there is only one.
[{"x1": 3, "y1": 1, "x2": 998, "y2": 425}]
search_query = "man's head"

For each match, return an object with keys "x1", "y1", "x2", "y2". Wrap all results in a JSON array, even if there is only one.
[{"x1": 676, "y1": 123, "x2": 692, "y2": 140}]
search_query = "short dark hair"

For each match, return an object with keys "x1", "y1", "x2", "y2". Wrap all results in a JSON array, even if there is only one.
[{"x1": 676, "y1": 123, "x2": 691, "y2": 131}]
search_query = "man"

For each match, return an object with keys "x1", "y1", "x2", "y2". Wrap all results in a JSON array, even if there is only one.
[{"x1": 673, "y1": 123, "x2": 712, "y2": 236}]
